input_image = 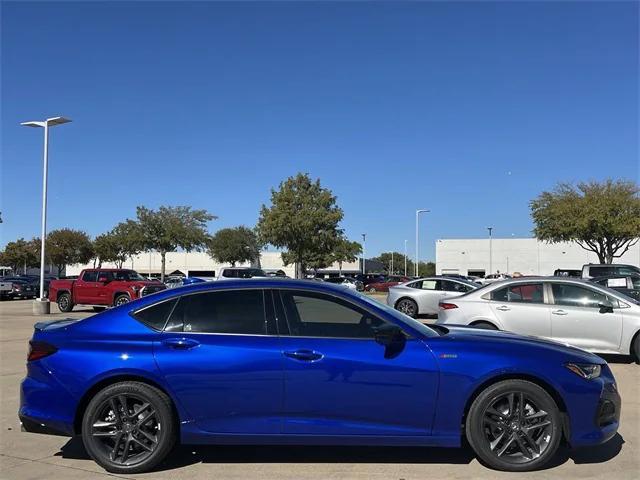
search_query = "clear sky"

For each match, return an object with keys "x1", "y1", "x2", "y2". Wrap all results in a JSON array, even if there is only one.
[{"x1": 1, "y1": 1, "x2": 638, "y2": 260}]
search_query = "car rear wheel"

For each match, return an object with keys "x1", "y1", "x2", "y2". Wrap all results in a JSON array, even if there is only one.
[
  {"x1": 396, "y1": 298, "x2": 418, "y2": 318},
  {"x1": 114, "y1": 294, "x2": 130, "y2": 307},
  {"x1": 472, "y1": 321, "x2": 499, "y2": 330},
  {"x1": 632, "y1": 333, "x2": 640, "y2": 364},
  {"x1": 57, "y1": 293, "x2": 74, "y2": 312},
  {"x1": 82, "y1": 381, "x2": 176, "y2": 474},
  {"x1": 466, "y1": 379, "x2": 561, "y2": 471}
]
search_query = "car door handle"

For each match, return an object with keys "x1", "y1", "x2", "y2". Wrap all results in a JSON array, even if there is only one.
[
  {"x1": 283, "y1": 349, "x2": 324, "y2": 362},
  {"x1": 496, "y1": 305, "x2": 510, "y2": 311},
  {"x1": 162, "y1": 338, "x2": 200, "y2": 350},
  {"x1": 552, "y1": 310, "x2": 568, "y2": 316}
]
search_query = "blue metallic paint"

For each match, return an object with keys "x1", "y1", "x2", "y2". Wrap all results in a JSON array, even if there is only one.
[{"x1": 20, "y1": 279, "x2": 619, "y2": 451}]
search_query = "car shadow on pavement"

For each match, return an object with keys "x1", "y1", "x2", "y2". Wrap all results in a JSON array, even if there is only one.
[
  {"x1": 597, "y1": 354, "x2": 635, "y2": 365},
  {"x1": 56, "y1": 434, "x2": 624, "y2": 472}
]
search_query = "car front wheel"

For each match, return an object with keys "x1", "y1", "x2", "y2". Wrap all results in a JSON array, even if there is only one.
[
  {"x1": 466, "y1": 379, "x2": 561, "y2": 471},
  {"x1": 114, "y1": 294, "x2": 130, "y2": 307},
  {"x1": 57, "y1": 293, "x2": 74, "y2": 312},
  {"x1": 82, "y1": 381, "x2": 176, "y2": 474}
]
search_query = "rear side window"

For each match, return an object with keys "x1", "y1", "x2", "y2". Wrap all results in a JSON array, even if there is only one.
[
  {"x1": 167, "y1": 290, "x2": 267, "y2": 334},
  {"x1": 589, "y1": 266, "x2": 612, "y2": 277},
  {"x1": 133, "y1": 299, "x2": 178, "y2": 331},
  {"x1": 491, "y1": 283, "x2": 544, "y2": 303},
  {"x1": 441, "y1": 280, "x2": 472, "y2": 293}
]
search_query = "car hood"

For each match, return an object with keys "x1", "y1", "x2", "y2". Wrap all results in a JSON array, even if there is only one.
[{"x1": 436, "y1": 324, "x2": 605, "y2": 364}]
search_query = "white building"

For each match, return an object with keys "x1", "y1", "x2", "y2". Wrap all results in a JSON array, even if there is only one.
[
  {"x1": 67, "y1": 251, "x2": 360, "y2": 279},
  {"x1": 436, "y1": 238, "x2": 640, "y2": 277}
]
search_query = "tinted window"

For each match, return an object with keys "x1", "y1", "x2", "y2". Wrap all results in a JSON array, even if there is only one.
[
  {"x1": 221, "y1": 269, "x2": 237, "y2": 278},
  {"x1": 81, "y1": 271, "x2": 98, "y2": 282},
  {"x1": 98, "y1": 271, "x2": 114, "y2": 281},
  {"x1": 441, "y1": 280, "x2": 472, "y2": 293},
  {"x1": 619, "y1": 266, "x2": 640, "y2": 276},
  {"x1": 589, "y1": 266, "x2": 612, "y2": 277},
  {"x1": 280, "y1": 290, "x2": 389, "y2": 338},
  {"x1": 133, "y1": 299, "x2": 178, "y2": 331},
  {"x1": 168, "y1": 290, "x2": 266, "y2": 334},
  {"x1": 551, "y1": 284, "x2": 610, "y2": 308},
  {"x1": 491, "y1": 283, "x2": 544, "y2": 303}
]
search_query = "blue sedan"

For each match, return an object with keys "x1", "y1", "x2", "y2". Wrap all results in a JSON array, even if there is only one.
[{"x1": 20, "y1": 279, "x2": 620, "y2": 474}]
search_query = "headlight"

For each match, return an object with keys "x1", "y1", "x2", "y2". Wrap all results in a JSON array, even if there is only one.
[{"x1": 565, "y1": 363, "x2": 601, "y2": 380}]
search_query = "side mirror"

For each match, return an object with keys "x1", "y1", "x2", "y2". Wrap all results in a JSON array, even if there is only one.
[
  {"x1": 374, "y1": 324, "x2": 405, "y2": 347},
  {"x1": 598, "y1": 300, "x2": 614, "y2": 314}
]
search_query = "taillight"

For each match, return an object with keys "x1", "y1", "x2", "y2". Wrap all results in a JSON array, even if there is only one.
[
  {"x1": 27, "y1": 341, "x2": 57, "y2": 362},
  {"x1": 439, "y1": 302, "x2": 458, "y2": 310}
]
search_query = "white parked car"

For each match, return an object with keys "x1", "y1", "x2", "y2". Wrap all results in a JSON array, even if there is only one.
[
  {"x1": 387, "y1": 277, "x2": 480, "y2": 317},
  {"x1": 216, "y1": 267, "x2": 269, "y2": 280},
  {"x1": 476, "y1": 273, "x2": 511, "y2": 285},
  {"x1": 436, "y1": 277, "x2": 640, "y2": 359}
]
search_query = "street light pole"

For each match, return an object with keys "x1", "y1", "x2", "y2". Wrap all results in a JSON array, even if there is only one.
[
  {"x1": 404, "y1": 240, "x2": 407, "y2": 276},
  {"x1": 487, "y1": 226, "x2": 493, "y2": 275},
  {"x1": 361, "y1": 233, "x2": 366, "y2": 274},
  {"x1": 21, "y1": 117, "x2": 71, "y2": 314},
  {"x1": 415, "y1": 209, "x2": 429, "y2": 277},
  {"x1": 391, "y1": 252, "x2": 394, "y2": 275}
]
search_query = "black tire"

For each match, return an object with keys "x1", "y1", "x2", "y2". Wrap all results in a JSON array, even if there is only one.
[
  {"x1": 93, "y1": 306, "x2": 107, "y2": 312},
  {"x1": 472, "y1": 321, "x2": 499, "y2": 330},
  {"x1": 632, "y1": 333, "x2": 640, "y2": 364},
  {"x1": 81, "y1": 381, "x2": 176, "y2": 474},
  {"x1": 395, "y1": 298, "x2": 418, "y2": 318},
  {"x1": 466, "y1": 379, "x2": 562, "y2": 472},
  {"x1": 57, "y1": 293, "x2": 74, "y2": 312},
  {"x1": 113, "y1": 294, "x2": 130, "y2": 307}
]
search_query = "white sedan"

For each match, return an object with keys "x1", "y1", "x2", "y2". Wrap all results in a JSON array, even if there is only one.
[
  {"x1": 386, "y1": 277, "x2": 479, "y2": 317},
  {"x1": 436, "y1": 277, "x2": 640, "y2": 359}
]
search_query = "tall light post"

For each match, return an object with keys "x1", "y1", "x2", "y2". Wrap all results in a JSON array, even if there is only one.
[
  {"x1": 404, "y1": 239, "x2": 408, "y2": 276},
  {"x1": 390, "y1": 252, "x2": 394, "y2": 275},
  {"x1": 415, "y1": 209, "x2": 430, "y2": 276},
  {"x1": 487, "y1": 226, "x2": 493, "y2": 275},
  {"x1": 361, "y1": 233, "x2": 366, "y2": 274},
  {"x1": 21, "y1": 117, "x2": 71, "y2": 314}
]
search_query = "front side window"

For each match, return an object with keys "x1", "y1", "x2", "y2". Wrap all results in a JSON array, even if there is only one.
[
  {"x1": 551, "y1": 284, "x2": 611, "y2": 309},
  {"x1": 167, "y1": 289, "x2": 267, "y2": 334},
  {"x1": 491, "y1": 283, "x2": 544, "y2": 303},
  {"x1": 441, "y1": 280, "x2": 472, "y2": 293},
  {"x1": 618, "y1": 266, "x2": 640, "y2": 276},
  {"x1": 279, "y1": 290, "x2": 390, "y2": 338}
]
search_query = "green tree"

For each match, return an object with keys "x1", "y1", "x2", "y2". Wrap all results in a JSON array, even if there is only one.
[
  {"x1": 417, "y1": 261, "x2": 436, "y2": 277},
  {"x1": 0, "y1": 238, "x2": 39, "y2": 273},
  {"x1": 93, "y1": 221, "x2": 144, "y2": 268},
  {"x1": 531, "y1": 180, "x2": 640, "y2": 264},
  {"x1": 331, "y1": 237, "x2": 362, "y2": 274},
  {"x1": 257, "y1": 173, "x2": 344, "y2": 278},
  {"x1": 47, "y1": 229, "x2": 94, "y2": 274},
  {"x1": 208, "y1": 226, "x2": 261, "y2": 266},
  {"x1": 135, "y1": 206, "x2": 216, "y2": 281}
]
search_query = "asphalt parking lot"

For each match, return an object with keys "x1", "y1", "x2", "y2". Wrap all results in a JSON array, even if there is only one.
[{"x1": 0, "y1": 298, "x2": 638, "y2": 480}]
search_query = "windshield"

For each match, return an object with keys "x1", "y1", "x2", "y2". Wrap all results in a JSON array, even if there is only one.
[
  {"x1": 353, "y1": 291, "x2": 440, "y2": 338},
  {"x1": 114, "y1": 270, "x2": 147, "y2": 281}
]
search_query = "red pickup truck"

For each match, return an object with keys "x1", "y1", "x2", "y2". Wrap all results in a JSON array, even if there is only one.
[{"x1": 49, "y1": 269, "x2": 166, "y2": 312}]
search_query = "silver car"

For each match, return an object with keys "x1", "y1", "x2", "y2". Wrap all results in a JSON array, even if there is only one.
[
  {"x1": 387, "y1": 276, "x2": 479, "y2": 317},
  {"x1": 436, "y1": 277, "x2": 640, "y2": 359}
]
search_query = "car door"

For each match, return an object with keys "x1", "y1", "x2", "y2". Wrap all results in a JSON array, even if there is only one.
[
  {"x1": 487, "y1": 282, "x2": 551, "y2": 337},
  {"x1": 275, "y1": 289, "x2": 439, "y2": 436},
  {"x1": 153, "y1": 288, "x2": 284, "y2": 433},
  {"x1": 74, "y1": 270, "x2": 100, "y2": 304},
  {"x1": 95, "y1": 270, "x2": 115, "y2": 304},
  {"x1": 549, "y1": 282, "x2": 623, "y2": 352},
  {"x1": 410, "y1": 279, "x2": 442, "y2": 314}
]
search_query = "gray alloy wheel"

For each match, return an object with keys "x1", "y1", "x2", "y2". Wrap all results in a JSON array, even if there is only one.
[
  {"x1": 396, "y1": 298, "x2": 418, "y2": 318},
  {"x1": 82, "y1": 381, "x2": 176, "y2": 474},
  {"x1": 466, "y1": 379, "x2": 561, "y2": 471},
  {"x1": 57, "y1": 293, "x2": 74, "y2": 312},
  {"x1": 114, "y1": 294, "x2": 130, "y2": 307}
]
